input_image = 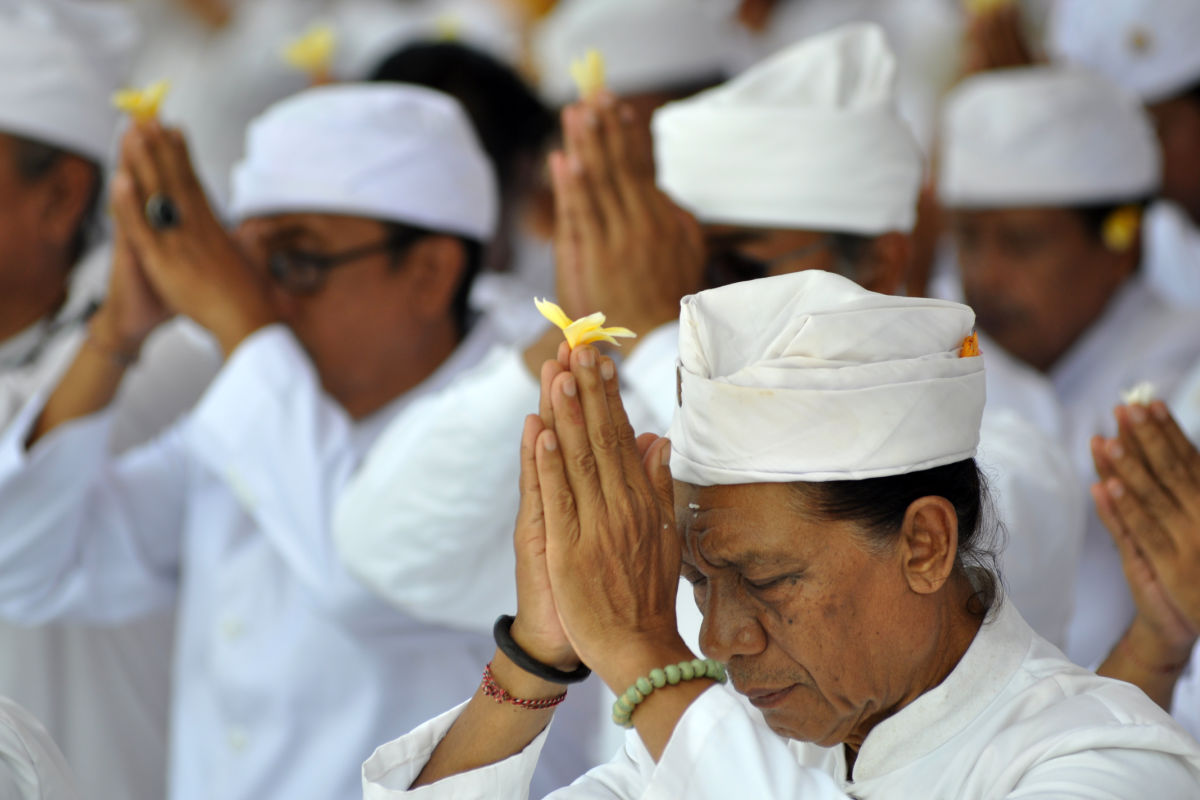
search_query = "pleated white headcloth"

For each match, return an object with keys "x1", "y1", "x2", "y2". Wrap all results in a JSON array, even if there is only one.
[
  {"x1": 668, "y1": 270, "x2": 986, "y2": 486},
  {"x1": 0, "y1": 0, "x2": 136, "y2": 164},
  {"x1": 652, "y1": 22, "x2": 923, "y2": 235},
  {"x1": 230, "y1": 83, "x2": 498, "y2": 240},
  {"x1": 1049, "y1": 0, "x2": 1200, "y2": 103},
  {"x1": 939, "y1": 66, "x2": 1160, "y2": 208}
]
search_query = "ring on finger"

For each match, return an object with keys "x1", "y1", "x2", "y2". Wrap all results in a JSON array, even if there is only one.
[{"x1": 144, "y1": 193, "x2": 181, "y2": 231}]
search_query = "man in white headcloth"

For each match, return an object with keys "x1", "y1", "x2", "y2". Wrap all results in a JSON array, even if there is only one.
[
  {"x1": 0, "y1": 83, "x2": 526, "y2": 800},
  {"x1": 0, "y1": 3, "x2": 220, "y2": 798},
  {"x1": 357, "y1": 269, "x2": 1200, "y2": 799},
  {"x1": 1049, "y1": 0, "x2": 1200, "y2": 310},
  {"x1": 938, "y1": 65, "x2": 1200, "y2": 668}
]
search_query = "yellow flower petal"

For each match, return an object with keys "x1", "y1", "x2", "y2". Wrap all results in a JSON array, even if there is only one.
[
  {"x1": 535, "y1": 297, "x2": 573, "y2": 331},
  {"x1": 282, "y1": 23, "x2": 336, "y2": 78},
  {"x1": 112, "y1": 80, "x2": 170, "y2": 123},
  {"x1": 533, "y1": 298, "x2": 637, "y2": 349},
  {"x1": 569, "y1": 49, "x2": 606, "y2": 100}
]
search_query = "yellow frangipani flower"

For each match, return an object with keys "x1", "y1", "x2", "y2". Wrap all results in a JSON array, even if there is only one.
[
  {"x1": 282, "y1": 23, "x2": 336, "y2": 80},
  {"x1": 964, "y1": 0, "x2": 1013, "y2": 13},
  {"x1": 569, "y1": 49, "x2": 606, "y2": 100},
  {"x1": 1103, "y1": 206, "x2": 1142, "y2": 253},
  {"x1": 535, "y1": 298, "x2": 636, "y2": 350},
  {"x1": 112, "y1": 80, "x2": 170, "y2": 123}
]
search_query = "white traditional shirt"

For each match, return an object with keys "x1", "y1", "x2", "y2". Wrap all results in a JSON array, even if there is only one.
[
  {"x1": 362, "y1": 601, "x2": 1200, "y2": 798},
  {"x1": 1145, "y1": 200, "x2": 1200, "y2": 311},
  {"x1": 335, "y1": 320, "x2": 1083, "y2": 649},
  {"x1": 0, "y1": 696, "x2": 78, "y2": 800},
  {"x1": 0, "y1": 322, "x2": 497, "y2": 800},
  {"x1": 0, "y1": 248, "x2": 221, "y2": 800},
  {"x1": 1055, "y1": 276, "x2": 1200, "y2": 668}
]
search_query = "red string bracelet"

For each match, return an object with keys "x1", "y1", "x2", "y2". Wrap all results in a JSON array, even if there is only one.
[{"x1": 481, "y1": 662, "x2": 567, "y2": 710}]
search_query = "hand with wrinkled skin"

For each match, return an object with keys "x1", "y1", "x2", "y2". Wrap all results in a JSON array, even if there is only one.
[
  {"x1": 1091, "y1": 402, "x2": 1200, "y2": 656},
  {"x1": 109, "y1": 121, "x2": 277, "y2": 357},
  {"x1": 549, "y1": 91, "x2": 704, "y2": 345}
]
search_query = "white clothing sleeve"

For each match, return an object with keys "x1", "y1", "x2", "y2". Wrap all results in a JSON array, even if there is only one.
[
  {"x1": 334, "y1": 345, "x2": 534, "y2": 632},
  {"x1": 0, "y1": 393, "x2": 187, "y2": 624},
  {"x1": 182, "y1": 324, "x2": 394, "y2": 621},
  {"x1": 362, "y1": 686, "x2": 849, "y2": 800}
]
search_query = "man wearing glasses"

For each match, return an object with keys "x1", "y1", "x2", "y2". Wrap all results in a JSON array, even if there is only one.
[{"x1": 0, "y1": 83, "x2": 504, "y2": 800}]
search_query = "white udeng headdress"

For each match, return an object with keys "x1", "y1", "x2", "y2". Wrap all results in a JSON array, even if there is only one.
[
  {"x1": 230, "y1": 83, "x2": 498, "y2": 240},
  {"x1": 667, "y1": 270, "x2": 986, "y2": 486},
  {"x1": 652, "y1": 22, "x2": 923, "y2": 235}
]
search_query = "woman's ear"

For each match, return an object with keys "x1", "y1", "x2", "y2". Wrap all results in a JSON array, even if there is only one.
[{"x1": 898, "y1": 495, "x2": 959, "y2": 595}]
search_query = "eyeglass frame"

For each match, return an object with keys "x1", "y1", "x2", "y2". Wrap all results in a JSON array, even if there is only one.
[{"x1": 265, "y1": 224, "x2": 430, "y2": 295}]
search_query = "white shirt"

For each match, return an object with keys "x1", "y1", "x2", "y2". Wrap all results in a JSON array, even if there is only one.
[
  {"x1": 336, "y1": 320, "x2": 1083, "y2": 649},
  {"x1": 0, "y1": 323, "x2": 495, "y2": 800},
  {"x1": 1145, "y1": 200, "x2": 1200, "y2": 311},
  {"x1": 0, "y1": 697, "x2": 78, "y2": 800},
  {"x1": 361, "y1": 601, "x2": 1200, "y2": 798},
  {"x1": 0, "y1": 248, "x2": 222, "y2": 800},
  {"x1": 1054, "y1": 276, "x2": 1200, "y2": 667}
]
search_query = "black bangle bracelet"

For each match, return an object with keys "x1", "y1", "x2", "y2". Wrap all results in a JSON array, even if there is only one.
[{"x1": 493, "y1": 615, "x2": 592, "y2": 685}]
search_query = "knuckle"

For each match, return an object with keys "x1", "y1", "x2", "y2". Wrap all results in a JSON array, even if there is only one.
[{"x1": 593, "y1": 422, "x2": 622, "y2": 453}]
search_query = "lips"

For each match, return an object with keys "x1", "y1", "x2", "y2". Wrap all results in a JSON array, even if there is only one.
[{"x1": 744, "y1": 684, "x2": 799, "y2": 709}]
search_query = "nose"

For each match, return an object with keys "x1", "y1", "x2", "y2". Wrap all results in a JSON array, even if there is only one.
[{"x1": 698, "y1": 581, "x2": 767, "y2": 662}]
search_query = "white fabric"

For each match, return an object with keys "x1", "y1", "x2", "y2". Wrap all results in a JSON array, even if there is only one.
[
  {"x1": 1145, "y1": 200, "x2": 1200, "y2": 310},
  {"x1": 0, "y1": 246, "x2": 220, "y2": 800},
  {"x1": 0, "y1": 0, "x2": 135, "y2": 163},
  {"x1": 653, "y1": 23, "x2": 923, "y2": 234},
  {"x1": 361, "y1": 601, "x2": 1200, "y2": 798},
  {"x1": 1174, "y1": 354, "x2": 1200, "y2": 442},
  {"x1": 0, "y1": 322, "x2": 496, "y2": 800},
  {"x1": 1051, "y1": 277, "x2": 1200, "y2": 667},
  {"x1": 668, "y1": 270, "x2": 984, "y2": 485},
  {"x1": 939, "y1": 66, "x2": 1161, "y2": 208},
  {"x1": 0, "y1": 696, "x2": 77, "y2": 800},
  {"x1": 532, "y1": 0, "x2": 730, "y2": 106},
  {"x1": 1049, "y1": 0, "x2": 1200, "y2": 103},
  {"x1": 230, "y1": 83, "x2": 498, "y2": 239}
]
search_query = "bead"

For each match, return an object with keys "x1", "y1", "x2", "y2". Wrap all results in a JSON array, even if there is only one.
[
  {"x1": 624, "y1": 686, "x2": 644, "y2": 706},
  {"x1": 649, "y1": 668, "x2": 667, "y2": 688},
  {"x1": 691, "y1": 659, "x2": 707, "y2": 677},
  {"x1": 665, "y1": 664, "x2": 681, "y2": 684},
  {"x1": 679, "y1": 661, "x2": 695, "y2": 680},
  {"x1": 636, "y1": 676, "x2": 654, "y2": 696},
  {"x1": 615, "y1": 696, "x2": 634, "y2": 715},
  {"x1": 612, "y1": 708, "x2": 631, "y2": 727}
]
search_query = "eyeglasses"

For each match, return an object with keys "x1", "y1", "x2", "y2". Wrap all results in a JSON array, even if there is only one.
[
  {"x1": 266, "y1": 229, "x2": 424, "y2": 295},
  {"x1": 704, "y1": 236, "x2": 833, "y2": 288}
]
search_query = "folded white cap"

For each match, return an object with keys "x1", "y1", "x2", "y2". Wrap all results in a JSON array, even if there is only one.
[
  {"x1": 668, "y1": 270, "x2": 985, "y2": 486},
  {"x1": 1049, "y1": 0, "x2": 1200, "y2": 103},
  {"x1": 230, "y1": 83, "x2": 497, "y2": 240},
  {"x1": 0, "y1": 0, "x2": 136, "y2": 164},
  {"x1": 939, "y1": 66, "x2": 1160, "y2": 208},
  {"x1": 652, "y1": 23, "x2": 923, "y2": 235},
  {"x1": 532, "y1": 0, "x2": 729, "y2": 106}
]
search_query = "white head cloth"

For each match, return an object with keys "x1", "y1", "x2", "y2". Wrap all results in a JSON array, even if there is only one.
[
  {"x1": 668, "y1": 270, "x2": 985, "y2": 486},
  {"x1": 652, "y1": 23, "x2": 922, "y2": 235},
  {"x1": 1049, "y1": 0, "x2": 1200, "y2": 103},
  {"x1": 0, "y1": 0, "x2": 136, "y2": 164},
  {"x1": 939, "y1": 66, "x2": 1160, "y2": 208},
  {"x1": 532, "y1": 0, "x2": 729, "y2": 106},
  {"x1": 230, "y1": 83, "x2": 498, "y2": 240}
]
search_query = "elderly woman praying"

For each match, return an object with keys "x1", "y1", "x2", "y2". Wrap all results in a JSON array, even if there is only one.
[{"x1": 359, "y1": 270, "x2": 1200, "y2": 798}]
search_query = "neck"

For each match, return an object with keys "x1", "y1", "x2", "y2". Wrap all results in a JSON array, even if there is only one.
[
  {"x1": 332, "y1": 319, "x2": 461, "y2": 420},
  {"x1": 0, "y1": 271, "x2": 69, "y2": 344},
  {"x1": 844, "y1": 575, "x2": 984, "y2": 763}
]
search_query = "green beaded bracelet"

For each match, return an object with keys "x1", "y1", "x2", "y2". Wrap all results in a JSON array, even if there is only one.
[{"x1": 611, "y1": 658, "x2": 727, "y2": 728}]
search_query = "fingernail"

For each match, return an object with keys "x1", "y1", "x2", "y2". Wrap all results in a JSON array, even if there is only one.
[
  {"x1": 660, "y1": 442, "x2": 672, "y2": 466},
  {"x1": 1107, "y1": 478, "x2": 1124, "y2": 499},
  {"x1": 562, "y1": 375, "x2": 577, "y2": 397},
  {"x1": 1152, "y1": 401, "x2": 1169, "y2": 421},
  {"x1": 568, "y1": 154, "x2": 583, "y2": 175},
  {"x1": 583, "y1": 109, "x2": 598, "y2": 128},
  {"x1": 600, "y1": 359, "x2": 615, "y2": 380},
  {"x1": 578, "y1": 347, "x2": 595, "y2": 368},
  {"x1": 1107, "y1": 440, "x2": 1124, "y2": 459},
  {"x1": 1130, "y1": 405, "x2": 1147, "y2": 424},
  {"x1": 543, "y1": 432, "x2": 558, "y2": 452}
]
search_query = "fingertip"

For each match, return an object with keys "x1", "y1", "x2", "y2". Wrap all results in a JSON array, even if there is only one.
[
  {"x1": 1151, "y1": 400, "x2": 1170, "y2": 421},
  {"x1": 540, "y1": 429, "x2": 558, "y2": 452},
  {"x1": 600, "y1": 356, "x2": 615, "y2": 382},
  {"x1": 1106, "y1": 477, "x2": 1125, "y2": 499}
]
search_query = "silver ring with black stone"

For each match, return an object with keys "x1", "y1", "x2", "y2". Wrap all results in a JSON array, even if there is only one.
[{"x1": 144, "y1": 193, "x2": 180, "y2": 231}]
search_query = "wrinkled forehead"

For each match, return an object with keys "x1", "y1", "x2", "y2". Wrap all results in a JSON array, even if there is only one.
[{"x1": 675, "y1": 481, "x2": 816, "y2": 562}]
